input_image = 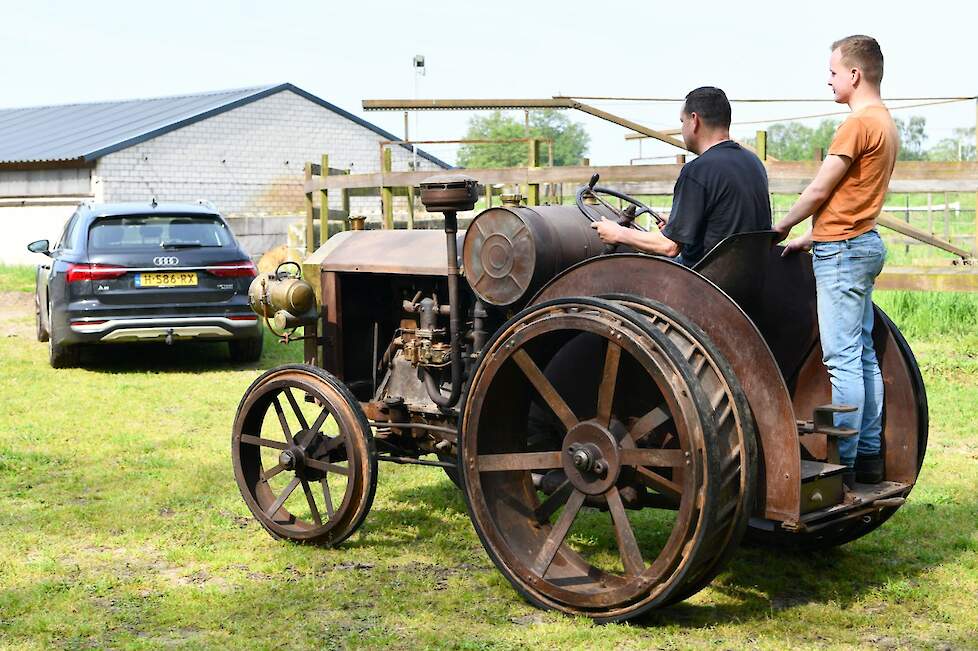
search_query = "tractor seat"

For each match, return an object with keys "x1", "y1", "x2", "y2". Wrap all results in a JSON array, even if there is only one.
[{"x1": 692, "y1": 230, "x2": 778, "y2": 311}]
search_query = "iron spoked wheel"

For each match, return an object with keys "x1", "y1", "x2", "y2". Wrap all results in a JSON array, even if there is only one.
[
  {"x1": 460, "y1": 297, "x2": 755, "y2": 622},
  {"x1": 232, "y1": 364, "x2": 377, "y2": 546}
]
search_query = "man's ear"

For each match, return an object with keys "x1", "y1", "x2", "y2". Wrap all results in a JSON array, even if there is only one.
[
  {"x1": 689, "y1": 112, "x2": 700, "y2": 133},
  {"x1": 850, "y1": 67, "x2": 862, "y2": 88}
]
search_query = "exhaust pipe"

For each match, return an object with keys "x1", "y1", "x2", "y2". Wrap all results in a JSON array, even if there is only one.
[{"x1": 418, "y1": 174, "x2": 479, "y2": 410}]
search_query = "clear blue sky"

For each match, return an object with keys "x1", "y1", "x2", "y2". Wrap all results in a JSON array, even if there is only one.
[{"x1": 4, "y1": 0, "x2": 975, "y2": 165}]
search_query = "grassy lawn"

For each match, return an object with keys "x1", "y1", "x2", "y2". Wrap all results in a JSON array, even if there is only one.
[
  {"x1": 0, "y1": 265, "x2": 36, "y2": 293},
  {"x1": 1, "y1": 273, "x2": 977, "y2": 648}
]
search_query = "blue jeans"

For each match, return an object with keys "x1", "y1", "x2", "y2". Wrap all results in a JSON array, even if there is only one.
[{"x1": 811, "y1": 230, "x2": 886, "y2": 466}]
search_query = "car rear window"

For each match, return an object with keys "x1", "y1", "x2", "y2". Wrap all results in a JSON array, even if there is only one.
[{"x1": 88, "y1": 215, "x2": 233, "y2": 252}]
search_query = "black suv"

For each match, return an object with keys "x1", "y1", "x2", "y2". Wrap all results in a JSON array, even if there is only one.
[{"x1": 29, "y1": 201, "x2": 263, "y2": 367}]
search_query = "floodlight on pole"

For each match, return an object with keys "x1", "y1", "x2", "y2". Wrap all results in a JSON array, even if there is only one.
[{"x1": 411, "y1": 55, "x2": 426, "y2": 168}]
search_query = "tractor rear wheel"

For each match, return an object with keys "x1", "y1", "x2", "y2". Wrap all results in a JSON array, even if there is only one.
[{"x1": 460, "y1": 297, "x2": 756, "y2": 622}]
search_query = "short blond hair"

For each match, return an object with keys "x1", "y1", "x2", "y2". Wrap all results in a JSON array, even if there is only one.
[{"x1": 832, "y1": 35, "x2": 884, "y2": 87}]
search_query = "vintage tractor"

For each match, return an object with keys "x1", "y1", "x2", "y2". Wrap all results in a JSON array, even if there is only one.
[{"x1": 232, "y1": 174, "x2": 927, "y2": 622}]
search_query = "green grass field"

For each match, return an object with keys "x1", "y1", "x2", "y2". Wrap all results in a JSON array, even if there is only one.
[
  {"x1": 0, "y1": 265, "x2": 36, "y2": 293},
  {"x1": 1, "y1": 269, "x2": 977, "y2": 649}
]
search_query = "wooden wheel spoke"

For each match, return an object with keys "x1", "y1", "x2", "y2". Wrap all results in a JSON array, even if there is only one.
[
  {"x1": 535, "y1": 480, "x2": 572, "y2": 522},
  {"x1": 309, "y1": 407, "x2": 330, "y2": 436},
  {"x1": 240, "y1": 434, "x2": 288, "y2": 450},
  {"x1": 634, "y1": 465, "x2": 683, "y2": 499},
  {"x1": 606, "y1": 487, "x2": 645, "y2": 576},
  {"x1": 262, "y1": 462, "x2": 288, "y2": 481},
  {"x1": 512, "y1": 348, "x2": 578, "y2": 432},
  {"x1": 321, "y1": 477, "x2": 335, "y2": 518},
  {"x1": 271, "y1": 397, "x2": 294, "y2": 445},
  {"x1": 301, "y1": 479, "x2": 322, "y2": 526},
  {"x1": 284, "y1": 388, "x2": 309, "y2": 431},
  {"x1": 628, "y1": 406, "x2": 671, "y2": 442},
  {"x1": 620, "y1": 447, "x2": 685, "y2": 468},
  {"x1": 595, "y1": 341, "x2": 621, "y2": 427},
  {"x1": 265, "y1": 475, "x2": 301, "y2": 519},
  {"x1": 531, "y1": 489, "x2": 586, "y2": 577},
  {"x1": 477, "y1": 451, "x2": 563, "y2": 472},
  {"x1": 305, "y1": 458, "x2": 350, "y2": 476}
]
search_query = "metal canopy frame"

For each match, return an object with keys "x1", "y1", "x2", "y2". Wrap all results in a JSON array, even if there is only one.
[{"x1": 362, "y1": 97, "x2": 688, "y2": 151}]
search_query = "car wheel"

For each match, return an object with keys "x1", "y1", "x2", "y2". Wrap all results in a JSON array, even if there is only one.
[
  {"x1": 48, "y1": 323, "x2": 80, "y2": 369},
  {"x1": 229, "y1": 335, "x2": 264, "y2": 363},
  {"x1": 35, "y1": 296, "x2": 49, "y2": 342}
]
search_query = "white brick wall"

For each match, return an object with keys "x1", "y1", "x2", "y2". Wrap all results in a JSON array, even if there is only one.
[{"x1": 96, "y1": 89, "x2": 443, "y2": 219}]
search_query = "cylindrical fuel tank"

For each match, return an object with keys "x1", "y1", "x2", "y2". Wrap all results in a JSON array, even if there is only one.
[
  {"x1": 248, "y1": 275, "x2": 317, "y2": 316},
  {"x1": 461, "y1": 204, "x2": 615, "y2": 307}
]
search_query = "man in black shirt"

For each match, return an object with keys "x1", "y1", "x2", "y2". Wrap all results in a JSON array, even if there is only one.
[{"x1": 592, "y1": 87, "x2": 771, "y2": 266}]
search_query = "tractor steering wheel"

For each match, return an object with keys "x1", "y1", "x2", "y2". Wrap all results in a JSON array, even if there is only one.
[{"x1": 576, "y1": 174, "x2": 664, "y2": 253}]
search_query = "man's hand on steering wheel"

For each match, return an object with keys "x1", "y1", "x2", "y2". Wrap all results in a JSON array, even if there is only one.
[{"x1": 591, "y1": 216, "x2": 626, "y2": 246}]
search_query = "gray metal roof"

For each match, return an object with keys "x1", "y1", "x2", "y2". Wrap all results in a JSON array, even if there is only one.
[{"x1": 0, "y1": 83, "x2": 451, "y2": 168}]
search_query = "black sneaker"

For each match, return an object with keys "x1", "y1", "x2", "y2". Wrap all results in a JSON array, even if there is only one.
[{"x1": 855, "y1": 453, "x2": 884, "y2": 484}]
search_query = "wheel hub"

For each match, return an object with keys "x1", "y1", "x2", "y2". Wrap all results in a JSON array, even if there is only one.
[
  {"x1": 281, "y1": 434, "x2": 327, "y2": 481},
  {"x1": 279, "y1": 450, "x2": 296, "y2": 470},
  {"x1": 568, "y1": 443, "x2": 605, "y2": 475},
  {"x1": 562, "y1": 420, "x2": 621, "y2": 495}
]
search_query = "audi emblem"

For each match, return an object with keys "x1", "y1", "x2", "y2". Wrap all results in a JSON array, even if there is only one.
[{"x1": 153, "y1": 256, "x2": 179, "y2": 266}]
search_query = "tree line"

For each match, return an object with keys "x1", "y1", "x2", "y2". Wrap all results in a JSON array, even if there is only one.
[
  {"x1": 753, "y1": 117, "x2": 976, "y2": 162},
  {"x1": 455, "y1": 110, "x2": 976, "y2": 168}
]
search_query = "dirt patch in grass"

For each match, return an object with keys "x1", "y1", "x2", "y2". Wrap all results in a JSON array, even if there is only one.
[
  {"x1": 0, "y1": 292, "x2": 32, "y2": 338},
  {"x1": 0, "y1": 291, "x2": 31, "y2": 313}
]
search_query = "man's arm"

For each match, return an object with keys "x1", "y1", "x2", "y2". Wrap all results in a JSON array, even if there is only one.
[
  {"x1": 591, "y1": 218, "x2": 681, "y2": 257},
  {"x1": 773, "y1": 154, "x2": 852, "y2": 245}
]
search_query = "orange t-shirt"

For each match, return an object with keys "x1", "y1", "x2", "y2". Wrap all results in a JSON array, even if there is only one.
[{"x1": 812, "y1": 105, "x2": 899, "y2": 242}]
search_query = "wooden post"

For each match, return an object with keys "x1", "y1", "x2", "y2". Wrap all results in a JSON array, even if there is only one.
[
  {"x1": 484, "y1": 183, "x2": 492, "y2": 209},
  {"x1": 341, "y1": 170, "x2": 350, "y2": 231},
  {"x1": 527, "y1": 137, "x2": 540, "y2": 206},
  {"x1": 927, "y1": 192, "x2": 933, "y2": 235},
  {"x1": 813, "y1": 146, "x2": 824, "y2": 162},
  {"x1": 304, "y1": 162, "x2": 315, "y2": 253},
  {"x1": 944, "y1": 191, "x2": 950, "y2": 241},
  {"x1": 406, "y1": 185, "x2": 415, "y2": 229},
  {"x1": 904, "y1": 194, "x2": 910, "y2": 256},
  {"x1": 675, "y1": 155, "x2": 686, "y2": 164},
  {"x1": 320, "y1": 154, "x2": 329, "y2": 244},
  {"x1": 381, "y1": 147, "x2": 393, "y2": 229},
  {"x1": 756, "y1": 130, "x2": 767, "y2": 161}
]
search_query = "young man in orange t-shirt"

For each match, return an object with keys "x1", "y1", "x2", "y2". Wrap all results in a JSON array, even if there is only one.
[{"x1": 774, "y1": 35, "x2": 898, "y2": 487}]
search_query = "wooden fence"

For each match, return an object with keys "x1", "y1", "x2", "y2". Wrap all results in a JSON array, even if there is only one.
[{"x1": 302, "y1": 159, "x2": 978, "y2": 292}]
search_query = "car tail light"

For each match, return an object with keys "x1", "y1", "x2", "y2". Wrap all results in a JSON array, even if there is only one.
[
  {"x1": 66, "y1": 263, "x2": 128, "y2": 283},
  {"x1": 209, "y1": 260, "x2": 257, "y2": 278}
]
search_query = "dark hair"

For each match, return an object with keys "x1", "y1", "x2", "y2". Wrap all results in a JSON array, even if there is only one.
[
  {"x1": 682, "y1": 87, "x2": 731, "y2": 129},
  {"x1": 831, "y1": 35, "x2": 883, "y2": 86}
]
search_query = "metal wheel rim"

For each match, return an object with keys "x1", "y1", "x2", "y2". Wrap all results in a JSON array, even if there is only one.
[
  {"x1": 461, "y1": 300, "x2": 713, "y2": 614},
  {"x1": 232, "y1": 367, "x2": 372, "y2": 544}
]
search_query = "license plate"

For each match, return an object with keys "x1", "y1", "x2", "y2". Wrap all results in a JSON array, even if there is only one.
[{"x1": 136, "y1": 272, "x2": 198, "y2": 287}]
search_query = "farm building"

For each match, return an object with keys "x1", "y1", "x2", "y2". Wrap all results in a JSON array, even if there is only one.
[{"x1": 0, "y1": 83, "x2": 449, "y2": 264}]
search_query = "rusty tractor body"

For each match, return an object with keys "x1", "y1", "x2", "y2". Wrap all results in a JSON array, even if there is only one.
[{"x1": 232, "y1": 174, "x2": 926, "y2": 622}]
